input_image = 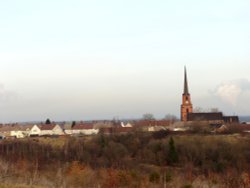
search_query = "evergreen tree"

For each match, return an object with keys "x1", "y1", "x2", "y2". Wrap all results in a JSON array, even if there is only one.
[
  {"x1": 45, "y1": 118, "x2": 51, "y2": 124},
  {"x1": 72, "y1": 121, "x2": 76, "y2": 128},
  {"x1": 167, "y1": 137, "x2": 178, "y2": 165}
]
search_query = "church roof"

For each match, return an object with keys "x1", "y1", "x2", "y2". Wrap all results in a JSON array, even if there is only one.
[
  {"x1": 223, "y1": 116, "x2": 239, "y2": 123},
  {"x1": 187, "y1": 112, "x2": 223, "y2": 121}
]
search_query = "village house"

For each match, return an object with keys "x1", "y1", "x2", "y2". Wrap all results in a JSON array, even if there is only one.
[
  {"x1": 121, "y1": 122, "x2": 133, "y2": 127},
  {"x1": 10, "y1": 126, "x2": 28, "y2": 138},
  {"x1": 0, "y1": 124, "x2": 31, "y2": 138},
  {"x1": 100, "y1": 120, "x2": 171, "y2": 134},
  {"x1": 240, "y1": 124, "x2": 250, "y2": 133},
  {"x1": 63, "y1": 122, "x2": 73, "y2": 135},
  {"x1": 71, "y1": 123, "x2": 99, "y2": 135},
  {"x1": 133, "y1": 120, "x2": 171, "y2": 132},
  {"x1": 113, "y1": 126, "x2": 134, "y2": 134},
  {"x1": 99, "y1": 126, "x2": 134, "y2": 135},
  {"x1": 39, "y1": 124, "x2": 64, "y2": 136},
  {"x1": 1, "y1": 125, "x2": 23, "y2": 138},
  {"x1": 28, "y1": 124, "x2": 41, "y2": 137},
  {"x1": 93, "y1": 121, "x2": 114, "y2": 129}
]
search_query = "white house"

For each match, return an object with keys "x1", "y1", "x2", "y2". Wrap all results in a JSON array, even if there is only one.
[
  {"x1": 39, "y1": 124, "x2": 64, "y2": 136},
  {"x1": 71, "y1": 123, "x2": 99, "y2": 135},
  {"x1": 10, "y1": 127, "x2": 27, "y2": 138},
  {"x1": 63, "y1": 123, "x2": 73, "y2": 135},
  {"x1": 0, "y1": 124, "x2": 30, "y2": 138},
  {"x1": 121, "y1": 122, "x2": 133, "y2": 128},
  {"x1": 28, "y1": 125, "x2": 41, "y2": 136}
]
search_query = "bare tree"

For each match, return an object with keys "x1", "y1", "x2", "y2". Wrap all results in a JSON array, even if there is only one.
[
  {"x1": 193, "y1": 107, "x2": 204, "y2": 112},
  {"x1": 210, "y1": 108, "x2": 219, "y2": 112},
  {"x1": 164, "y1": 114, "x2": 177, "y2": 121},
  {"x1": 194, "y1": 107, "x2": 220, "y2": 113},
  {"x1": 142, "y1": 113, "x2": 155, "y2": 120}
]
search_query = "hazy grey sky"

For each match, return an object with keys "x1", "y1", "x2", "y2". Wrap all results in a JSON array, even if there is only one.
[{"x1": 0, "y1": 0, "x2": 249, "y2": 122}]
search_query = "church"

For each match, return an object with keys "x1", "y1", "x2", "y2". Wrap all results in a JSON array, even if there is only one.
[{"x1": 180, "y1": 67, "x2": 239, "y2": 126}]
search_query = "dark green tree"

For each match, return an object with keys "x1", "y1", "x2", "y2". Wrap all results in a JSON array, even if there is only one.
[
  {"x1": 45, "y1": 118, "x2": 51, "y2": 124},
  {"x1": 72, "y1": 121, "x2": 76, "y2": 128},
  {"x1": 167, "y1": 137, "x2": 178, "y2": 165}
]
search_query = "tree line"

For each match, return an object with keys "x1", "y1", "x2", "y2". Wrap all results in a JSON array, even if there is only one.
[{"x1": 0, "y1": 132, "x2": 249, "y2": 172}]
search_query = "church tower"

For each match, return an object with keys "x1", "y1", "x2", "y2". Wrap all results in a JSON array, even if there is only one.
[{"x1": 181, "y1": 66, "x2": 193, "y2": 122}]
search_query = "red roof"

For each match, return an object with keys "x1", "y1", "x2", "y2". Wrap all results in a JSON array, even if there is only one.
[
  {"x1": 114, "y1": 127, "x2": 133, "y2": 133},
  {"x1": 40, "y1": 124, "x2": 56, "y2": 130},
  {"x1": 239, "y1": 125, "x2": 250, "y2": 131},
  {"x1": 99, "y1": 127, "x2": 133, "y2": 134}
]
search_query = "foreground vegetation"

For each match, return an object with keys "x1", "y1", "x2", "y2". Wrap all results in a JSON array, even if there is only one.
[{"x1": 0, "y1": 132, "x2": 250, "y2": 187}]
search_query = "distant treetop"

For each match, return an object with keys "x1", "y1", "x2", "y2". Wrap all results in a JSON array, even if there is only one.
[
  {"x1": 45, "y1": 118, "x2": 51, "y2": 124},
  {"x1": 142, "y1": 113, "x2": 155, "y2": 120}
]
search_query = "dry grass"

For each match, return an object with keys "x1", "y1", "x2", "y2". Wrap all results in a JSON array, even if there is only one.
[
  {"x1": 0, "y1": 184, "x2": 45, "y2": 188},
  {"x1": 30, "y1": 137, "x2": 68, "y2": 148}
]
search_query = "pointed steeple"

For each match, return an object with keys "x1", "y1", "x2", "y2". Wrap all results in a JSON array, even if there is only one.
[
  {"x1": 183, "y1": 66, "x2": 189, "y2": 95},
  {"x1": 181, "y1": 66, "x2": 193, "y2": 122}
]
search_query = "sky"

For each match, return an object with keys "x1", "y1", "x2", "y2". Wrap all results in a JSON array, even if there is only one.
[{"x1": 0, "y1": 0, "x2": 249, "y2": 122}]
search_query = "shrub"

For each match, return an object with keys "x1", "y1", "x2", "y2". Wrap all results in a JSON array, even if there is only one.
[
  {"x1": 182, "y1": 184, "x2": 193, "y2": 188},
  {"x1": 149, "y1": 171, "x2": 160, "y2": 183},
  {"x1": 167, "y1": 137, "x2": 178, "y2": 165}
]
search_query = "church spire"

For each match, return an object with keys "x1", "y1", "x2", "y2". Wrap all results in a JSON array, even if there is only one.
[
  {"x1": 181, "y1": 66, "x2": 193, "y2": 122},
  {"x1": 183, "y1": 66, "x2": 189, "y2": 95}
]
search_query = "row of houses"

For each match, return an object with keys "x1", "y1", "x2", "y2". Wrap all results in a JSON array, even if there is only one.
[
  {"x1": 0, "y1": 120, "x2": 173, "y2": 139},
  {"x1": 0, "y1": 123, "x2": 99, "y2": 139},
  {"x1": 1, "y1": 119, "x2": 248, "y2": 139},
  {"x1": 0, "y1": 124, "x2": 62, "y2": 138},
  {"x1": 0, "y1": 121, "x2": 168, "y2": 138}
]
